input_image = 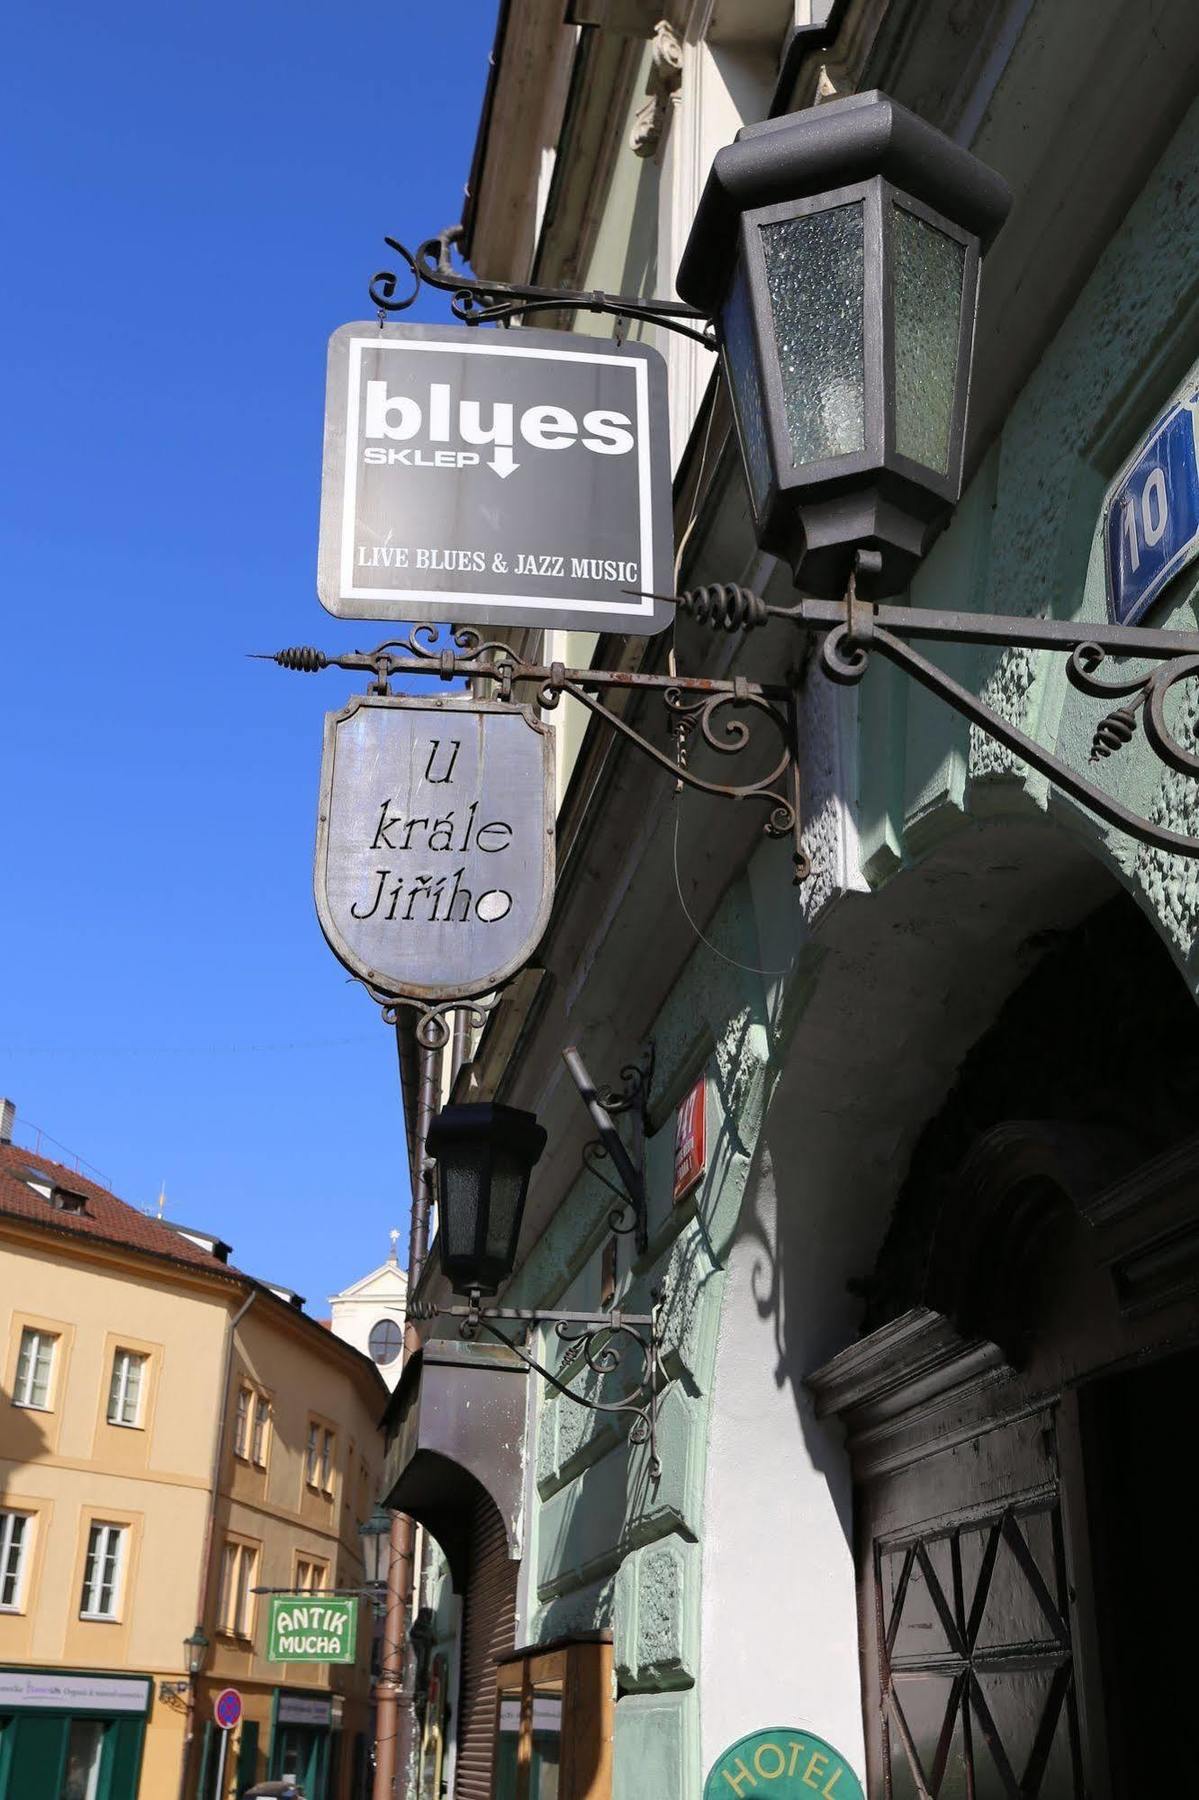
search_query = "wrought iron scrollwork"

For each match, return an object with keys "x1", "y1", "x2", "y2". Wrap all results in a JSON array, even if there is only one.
[
  {"x1": 1067, "y1": 642, "x2": 1199, "y2": 776},
  {"x1": 368, "y1": 228, "x2": 715, "y2": 348},
  {"x1": 259, "y1": 633, "x2": 805, "y2": 870},
  {"x1": 354, "y1": 983, "x2": 504, "y2": 1052},
  {"x1": 669, "y1": 561, "x2": 1199, "y2": 863},
  {"x1": 567, "y1": 1045, "x2": 655, "y2": 1246},
  {"x1": 410, "y1": 1285, "x2": 665, "y2": 1479}
]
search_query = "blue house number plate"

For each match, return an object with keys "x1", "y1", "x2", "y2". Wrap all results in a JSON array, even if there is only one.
[{"x1": 1105, "y1": 395, "x2": 1199, "y2": 625}]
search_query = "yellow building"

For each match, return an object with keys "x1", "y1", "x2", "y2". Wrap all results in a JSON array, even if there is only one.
[{"x1": 0, "y1": 1118, "x2": 387, "y2": 1800}]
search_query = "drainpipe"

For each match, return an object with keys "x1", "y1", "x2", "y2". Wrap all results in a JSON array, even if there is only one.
[
  {"x1": 373, "y1": 1033, "x2": 438, "y2": 1800},
  {"x1": 178, "y1": 1286, "x2": 257, "y2": 1800}
]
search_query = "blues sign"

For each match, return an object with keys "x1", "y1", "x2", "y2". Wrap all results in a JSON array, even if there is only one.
[{"x1": 1105, "y1": 394, "x2": 1199, "y2": 625}]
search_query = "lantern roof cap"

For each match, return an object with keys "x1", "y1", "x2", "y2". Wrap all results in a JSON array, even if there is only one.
[
  {"x1": 676, "y1": 90, "x2": 1011, "y2": 314},
  {"x1": 427, "y1": 1101, "x2": 547, "y2": 1162}
]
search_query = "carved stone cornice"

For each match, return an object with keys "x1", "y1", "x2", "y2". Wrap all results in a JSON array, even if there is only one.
[
  {"x1": 630, "y1": 20, "x2": 683, "y2": 158},
  {"x1": 808, "y1": 1306, "x2": 1009, "y2": 1438},
  {"x1": 1078, "y1": 1132, "x2": 1199, "y2": 1317}
]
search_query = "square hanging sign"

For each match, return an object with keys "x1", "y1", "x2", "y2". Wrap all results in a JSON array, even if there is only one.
[
  {"x1": 317, "y1": 321, "x2": 675, "y2": 635},
  {"x1": 267, "y1": 1593, "x2": 358, "y2": 1665}
]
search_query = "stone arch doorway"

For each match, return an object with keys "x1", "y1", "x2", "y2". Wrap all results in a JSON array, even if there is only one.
[{"x1": 809, "y1": 893, "x2": 1199, "y2": 1798}]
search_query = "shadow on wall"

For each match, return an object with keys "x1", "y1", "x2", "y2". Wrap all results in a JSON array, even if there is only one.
[
  {"x1": 744, "y1": 818, "x2": 1121, "y2": 1545},
  {"x1": 0, "y1": 1380, "x2": 51, "y2": 1503}
]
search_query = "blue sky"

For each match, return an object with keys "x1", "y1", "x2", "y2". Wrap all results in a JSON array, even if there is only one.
[{"x1": 0, "y1": 2, "x2": 499, "y2": 1305}]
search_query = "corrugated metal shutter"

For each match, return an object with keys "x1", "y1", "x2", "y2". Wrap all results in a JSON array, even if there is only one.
[{"x1": 454, "y1": 1489, "x2": 518, "y2": 1800}]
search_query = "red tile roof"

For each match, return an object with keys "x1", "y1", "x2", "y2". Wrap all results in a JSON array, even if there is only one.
[{"x1": 0, "y1": 1141, "x2": 238, "y2": 1277}]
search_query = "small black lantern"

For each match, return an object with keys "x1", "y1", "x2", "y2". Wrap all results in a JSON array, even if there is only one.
[
  {"x1": 676, "y1": 91, "x2": 1011, "y2": 599},
  {"x1": 358, "y1": 1505, "x2": 391, "y2": 1590},
  {"x1": 427, "y1": 1102, "x2": 547, "y2": 1295},
  {"x1": 184, "y1": 1624, "x2": 209, "y2": 1677}
]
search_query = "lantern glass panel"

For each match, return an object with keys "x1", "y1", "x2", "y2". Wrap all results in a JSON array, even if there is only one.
[
  {"x1": 483, "y1": 1147, "x2": 526, "y2": 1273},
  {"x1": 441, "y1": 1141, "x2": 489, "y2": 1269},
  {"x1": 891, "y1": 203, "x2": 966, "y2": 474},
  {"x1": 720, "y1": 259, "x2": 772, "y2": 517},
  {"x1": 761, "y1": 202, "x2": 865, "y2": 468}
]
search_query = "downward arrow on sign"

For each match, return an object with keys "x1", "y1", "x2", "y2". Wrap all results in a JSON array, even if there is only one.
[{"x1": 488, "y1": 447, "x2": 519, "y2": 479}]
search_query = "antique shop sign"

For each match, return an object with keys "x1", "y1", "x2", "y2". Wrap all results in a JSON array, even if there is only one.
[
  {"x1": 317, "y1": 321, "x2": 674, "y2": 634},
  {"x1": 704, "y1": 1729, "x2": 864, "y2": 1800},
  {"x1": 315, "y1": 695, "x2": 555, "y2": 1000},
  {"x1": 267, "y1": 1594, "x2": 358, "y2": 1665}
]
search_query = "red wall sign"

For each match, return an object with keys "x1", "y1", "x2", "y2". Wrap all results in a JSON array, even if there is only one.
[{"x1": 673, "y1": 1074, "x2": 707, "y2": 1205}]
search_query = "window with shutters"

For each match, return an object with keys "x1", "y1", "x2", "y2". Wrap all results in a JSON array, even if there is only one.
[
  {"x1": 13, "y1": 1326, "x2": 57, "y2": 1410},
  {"x1": 80, "y1": 1522, "x2": 126, "y2": 1620},
  {"x1": 0, "y1": 1510, "x2": 32, "y2": 1611},
  {"x1": 107, "y1": 1349, "x2": 147, "y2": 1427}
]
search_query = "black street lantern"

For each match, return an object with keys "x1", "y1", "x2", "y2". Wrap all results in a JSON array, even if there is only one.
[
  {"x1": 427, "y1": 1102, "x2": 547, "y2": 1295},
  {"x1": 184, "y1": 1625, "x2": 209, "y2": 1678},
  {"x1": 676, "y1": 91, "x2": 1011, "y2": 599}
]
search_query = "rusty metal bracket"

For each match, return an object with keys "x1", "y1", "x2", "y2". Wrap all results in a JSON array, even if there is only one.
[
  {"x1": 561, "y1": 1043, "x2": 654, "y2": 1255},
  {"x1": 255, "y1": 626, "x2": 807, "y2": 879},
  {"x1": 661, "y1": 551, "x2": 1199, "y2": 863},
  {"x1": 368, "y1": 227, "x2": 715, "y2": 349}
]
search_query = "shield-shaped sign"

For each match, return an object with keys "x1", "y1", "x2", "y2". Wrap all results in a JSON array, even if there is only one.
[{"x1": 314, "y1": 695, "x2": 554, "y2": 1000}]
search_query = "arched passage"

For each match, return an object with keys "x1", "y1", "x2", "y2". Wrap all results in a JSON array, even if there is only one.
[
  {"x1": 807, "y1": 888, "x2": 1199, "y2": 1797},
  {"x1": 700, "y1": 818, "x2": 1122, "y2": 1777}
]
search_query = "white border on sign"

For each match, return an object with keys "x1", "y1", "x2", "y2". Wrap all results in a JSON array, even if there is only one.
[{"x1": 340, "y1": 337, "x2": 656, "y2": 618}]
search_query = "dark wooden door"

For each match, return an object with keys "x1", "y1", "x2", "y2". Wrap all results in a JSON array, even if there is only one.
[{"x1": 812, "y1": 1127, "x2": 1199, "y2": 1799}]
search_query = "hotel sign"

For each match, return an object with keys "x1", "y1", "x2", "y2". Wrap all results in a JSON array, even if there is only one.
[
  {"x1": 705, "y1": 1729, "x2": 864, "y2": 1799},
  {"x1": 317, "y1": 321, "x2": 674, "y2": 635},
  {"x1": 267, "y1": 1594, "x2": 358, "y2": 1666},
  {"x1": 315, "y1": 695, "x2": 555, "y2": 1001}
]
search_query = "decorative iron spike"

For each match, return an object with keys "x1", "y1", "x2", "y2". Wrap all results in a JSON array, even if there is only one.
[
  {"x1": 677, "y1": 584, "x2": 769, "y2": 631},
  {"x1": 1090, "y1": 707, "x2": 1138, "y2": 762}
]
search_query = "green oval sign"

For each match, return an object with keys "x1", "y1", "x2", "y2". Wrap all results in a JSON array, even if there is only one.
[{"x1": 704, "y1": 1728, "x2": 865, "y2": 1800}]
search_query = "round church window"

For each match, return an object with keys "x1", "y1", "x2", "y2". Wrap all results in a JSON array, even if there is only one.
[{"x1": 368, "y1": 1318, "x2": 403, "y2": 1365}]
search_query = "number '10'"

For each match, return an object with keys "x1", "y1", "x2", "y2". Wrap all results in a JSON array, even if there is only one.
[{"x1": 1122, "y1": 465, "x2": 1169, "y2": 571}]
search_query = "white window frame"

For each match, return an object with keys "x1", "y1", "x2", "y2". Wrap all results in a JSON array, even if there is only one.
[
  {"x1": 234, "y1": 1385, "x2": 251, "y2": 1458},
  {"x1": 320, "y1": 1429, "x2": 334, "y2": 1493},
  {"x1": 80, "y1": 1522, "x2": 126, "y2": 1621},
  {"x1": 106, "y1": 1349, "x2": 146, "y2": 1429},
  {"x1": 368, "y1": 1317, "x2": 403, "y2": 1366},
  {"x1": 219, "y1": 1539, "x2": 257, "y2": 1637},
  {"x1": 251, "y1": 1393, "x2": 270, "y2": 1468},
  {"x1": 305, "y1": 1421, "x2": 320, "y2": 1486},
  {"x1": 296, "y1": 1556, "x2": 328, "y2": 1594},
  {"x1": 0, "y1": 1510, "x2": 32, "y2": 1612},
  {"x1": 13, "y1": 1326, "x2": 57, "y2": 1411}
]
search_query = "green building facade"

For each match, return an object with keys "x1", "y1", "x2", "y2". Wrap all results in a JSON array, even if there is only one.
[{"x1": 386, "y1": 3, "x2": 1199, "y2": 1795}]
